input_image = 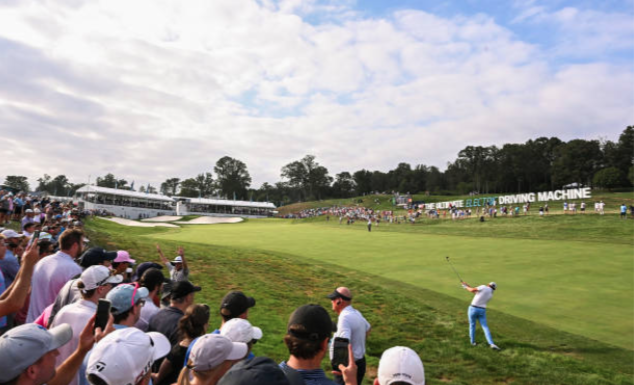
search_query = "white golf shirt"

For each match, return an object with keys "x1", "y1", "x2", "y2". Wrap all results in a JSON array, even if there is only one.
[
  {"x1": 331, "y1": 305, "x2": 371, "y2": 361},
  {"x1": 471, "y1": 285, "x2": 494, "y2": 308},
  {"x1": 135, "y1": 298, "x2": 160, "y2": 332}
]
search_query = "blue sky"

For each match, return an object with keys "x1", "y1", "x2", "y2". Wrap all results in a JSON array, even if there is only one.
[{"x1": 0, "y1": 0, "x2": 632, "y2": 188}]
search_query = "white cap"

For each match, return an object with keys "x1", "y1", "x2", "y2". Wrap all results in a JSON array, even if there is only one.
[
  {"x1": 87, "y1": 328, "x2": 170, "y2": 385},
  {"x1": 189, "y1": 334, "x2": 248, "y2": 371},
  {"x1": 171, "y1": 256, "x2": 183, "y2": 264},
  {"x1": 377, "y1": 346, "x2": 425, "y2": 385},
  {"x1": 489, "y1": 282, "x2": 497, "y2": 290},
  {"x1": 25, "y1": 209, "x2": 33, "y2": 213},
  {"x1": 1, "y1": 229, "x2": 24, "y2": 239},
  {"x1": 221, "y1": 318, "x2": 263, "y2": 343},
  {"x1": 80, "y1": 266, "x2": 123, "y2": 291}
]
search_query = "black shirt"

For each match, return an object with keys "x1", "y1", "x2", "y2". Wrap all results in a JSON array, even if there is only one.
[{"x1": 148, "y1": 306, "x2": 184, "y2": 346}]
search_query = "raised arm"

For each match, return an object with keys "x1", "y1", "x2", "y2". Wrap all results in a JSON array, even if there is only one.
[
  {"x1": 0, "y1": 241, "x2": 38, "y2": 315},
  {"x1": 156, "y1": 244, "x2": 169, "y2": 265},
  {"x1": 177, "y1": 246, "x2": 188, "y2": 271}
]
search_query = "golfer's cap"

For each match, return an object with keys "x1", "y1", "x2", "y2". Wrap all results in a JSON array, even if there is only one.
[
  {"x1": 326, "y1": 287, "x2": 352, "y2": 301},
  {"x1": 0, "y1": 323, "x2": 73, "y2": 382},
  {"x1": 218, "y1": 357, "x2": 290, "y2": 385},
  {"x1": 87, "y1": 328, "x2": 170, "y2": 385},
  {"x1": 221, "y1": 318, "x2": 263, "y2": 343},
  {"x1": 220, "y1": 291, "x2": 256, "y2": 319},
  {"x1": 171, "y1": 280, "x2": 201, "y2": 300},
  {"x1": 114, "y1": 250, "x2": 136, "y2": 264},
  {"x1": 377, "y1": 346, "x2": 425, "y2": 385},
  {"x1": 79, "y1": 247, "x2": 118, "y2": 268},
  {"x1": 287, "y1": 304, "x2": 333, "y2": 341},
  {"x1": 81, "y1": 265, "x2": 123, "y2": 291},
  {"x1": 489, "y1": 282, "x2": 497, "y2": 290},
  {"x1": 171, "y1": 256, "x2": 183, "y2": 264},
  {"x1": 1, "y1": 229, "x2": 24, "y2": 239},
  {"x1": 107, "y1": 284, "x2": 149, "y2": 315},
  {"x1": 189, "y1": 334, "x2": 248, "y2": 371}
]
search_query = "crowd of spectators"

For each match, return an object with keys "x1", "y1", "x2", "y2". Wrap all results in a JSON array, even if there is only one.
[{"x1": 0, "y1": 189, "x2": 426, "y2": 385}]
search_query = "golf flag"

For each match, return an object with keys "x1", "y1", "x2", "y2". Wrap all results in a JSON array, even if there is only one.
[{"x1": 130, "y1": 181, "x2": 135, "y2": 191}]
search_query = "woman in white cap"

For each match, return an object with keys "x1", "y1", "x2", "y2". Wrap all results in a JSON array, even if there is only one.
[{"x1": 177, "y1": 334, "x2": 248, "y2": 385}]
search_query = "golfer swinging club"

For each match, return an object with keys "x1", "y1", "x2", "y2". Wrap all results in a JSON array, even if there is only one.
[{"x1": 462, "y1": 280, "x2": 500, "y2": 350}]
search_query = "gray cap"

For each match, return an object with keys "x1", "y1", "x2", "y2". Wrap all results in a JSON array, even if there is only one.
[{"x1": 0, "y1": 323, "x2": 72, "y2": 381}]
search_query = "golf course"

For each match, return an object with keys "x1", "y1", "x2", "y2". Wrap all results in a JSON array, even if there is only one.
[{"x1": 85, "y1": 197, "x2": 634, "y2": 385}]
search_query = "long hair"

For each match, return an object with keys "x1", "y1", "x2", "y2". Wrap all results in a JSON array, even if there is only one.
[{"x1": 178, "y1": 304, "x2": 210, "y2": 341}]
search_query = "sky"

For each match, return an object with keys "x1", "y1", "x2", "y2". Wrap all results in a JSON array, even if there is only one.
[{"x1": 1, "y1": 0, "x2": 632, "y2": 190}]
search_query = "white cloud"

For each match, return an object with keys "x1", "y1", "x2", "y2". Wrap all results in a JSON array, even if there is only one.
[{"x1": 0, "y1": 0, "x2": 631, "y2": 190}]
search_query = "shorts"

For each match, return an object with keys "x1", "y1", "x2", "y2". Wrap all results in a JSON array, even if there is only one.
[{"x1": 0, "y1": 208, "x2": 7, "y2": 214}]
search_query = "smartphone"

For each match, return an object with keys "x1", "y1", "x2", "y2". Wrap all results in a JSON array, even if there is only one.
[
  {"x1": 29, "y1": 230, "x2": 41, "y2": 246},
  {"x1": 331, "y1": 337, "x2": 350, "y2": 371},
  {"x1": 95, "y1": 299, "x2": 111, "y2": 332}
]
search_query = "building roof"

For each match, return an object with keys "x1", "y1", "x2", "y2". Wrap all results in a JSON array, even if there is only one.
[
  {"x1": 76, "y1": 185, "x2": 175, "y2": 202},
  {"x1": 185, "y1": 197, "x2": 276, "y2": 209}
]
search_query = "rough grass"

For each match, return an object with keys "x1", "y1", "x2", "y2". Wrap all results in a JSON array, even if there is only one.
[{"x1": 84, "y1": 216, "x2": 633, "y2": 385}]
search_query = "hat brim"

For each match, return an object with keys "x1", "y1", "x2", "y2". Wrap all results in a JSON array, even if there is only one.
[
  {"x1": 147, "y1": 332, "x2": 171, "y2": 361},
  {"x1": 104, "y1": 251, "x2": 118, "y2": 260},
  {"x1": 48, "y1": 323, "x2": 73, "y2": 351},
  {"x1": 252, "y1": 326, "x2": 263, "y2": 340},
  {"x1": 106, "y1": 274, "x2": 124, "y2": 285},
  {"x1": 227, "y1": 342, "x2": 249, "y2": 360},
  {"x1": 246, "y1": 296, "x2": 255, "y2": 308}
]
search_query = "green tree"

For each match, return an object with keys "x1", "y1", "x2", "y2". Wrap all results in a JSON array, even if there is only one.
[
  {"x1": 353, "y1": 170, "x2": 372, "y2": 195},
  {"x1": 332, "y1": 172, "x2": 355, "y2": 198},
  {"x1": 593, "y1": 167, "x2": 626, "y2": 190},
  {"x1": 281, "y1": 155, "x2": 332, "y2": 201},
  {"x1": 160, "y1": 178, "x2": 180, "y2": 196},
  {"x1": 195, "y1": 172, "x2": 214, "y2": 197},
  {"x1": 36, "y1": 174, "x2": 52, "y2": 192},
  {"x1": 552, "y1": 140, "x2": 602, "y2": 188},
  {"x1": 179, "y1": 178, "x2": 200, "y2": 197},
  {"x1": 3, "y1": 176, "x2": 29, "y2": 192},
  {"x1": 215, "y1": 156, "x2": 252, "y2": 200},
  {"x1": 96, "y1": 173, "x2": 128, "y2": 189}
]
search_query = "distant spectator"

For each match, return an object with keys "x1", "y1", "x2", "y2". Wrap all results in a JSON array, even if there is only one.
[
  {"x1": 149, "y1": 280, "x2": 201, "y2": 346},
  {"x1": 279, "y1": 304, "x2": 357, "y2": 385},
  {"x1": 23, "y1": 222, "x2": 36, "y2": 238},
  {"x1": 27, "y1": 229, "x2": 85, "y2": 322},
  {"x1": 375, "y1": 346, "x2": 425, "y2": 385},
  {"x1": 154, "y1": 304, "x2": 211, "y2": 385},
  {"x1": 21, "y1": 209, "x2": 35, "y2": 231},
  {"x1": 157, "y1": 244, "x2": 190, "y2": 282},
  {"x1": 86, "y1": 328, "x2": 170, "y2": 385},
  {"x1": 176, "y1": 334, "x2": 247, "y2": 385},
  {"x1": 135, "y1": 267, "x2": 166, "y2": 331},
  {"x1": 0, "y1": 229, "x2": 25, "y2": 287}
]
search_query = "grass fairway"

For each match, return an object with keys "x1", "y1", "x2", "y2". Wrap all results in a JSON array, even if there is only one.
[
  {"x1": 85, "y1": 213, "x2": 633, "y2": 384},
  {"x1": 150, "y1": 215, "x2": 633, "y2": 350}
]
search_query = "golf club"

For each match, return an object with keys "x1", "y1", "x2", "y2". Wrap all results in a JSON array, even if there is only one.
[{"x1": 445, "y1": 256, "x2": 464, "y2": 282}]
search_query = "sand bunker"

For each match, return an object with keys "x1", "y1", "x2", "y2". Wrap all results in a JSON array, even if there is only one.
[
  {"x1": 142, "y1": 216, "x2": 182, "y2": 222},
  {"x1": 174, "y1": 217, "x2": 243, "y2": 225},
  {"x1": 101, "y1": 217, "x2": 179, "y2": 228}
]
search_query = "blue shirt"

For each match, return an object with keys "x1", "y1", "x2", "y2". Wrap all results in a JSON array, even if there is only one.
[
  {"x1": 279, "y1": 361, "x2": 336, "y2": 385},
  {"x1": 0, "y1": 270, "x2": 6, "y2": 328},
  {"x1": 0, "y1": 249, "x2": 20, "y2": 288}
]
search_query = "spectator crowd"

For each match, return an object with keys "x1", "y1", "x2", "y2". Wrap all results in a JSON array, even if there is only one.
[{"x1": 0, "y1": 190, "x2": 427, "y2": 385}]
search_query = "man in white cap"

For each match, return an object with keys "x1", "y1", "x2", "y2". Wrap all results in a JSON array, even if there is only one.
[
  {"x1": 156, "y1": 244, "x2": 189, "y2": 282},
  {"x1": 21, "y1": 209, "x2": 35, "y2": 231},
  {"x1": 462, "y1": 281, "x2": 500, "y2": 350},
  {"x1": 374, "y1": 346, "x2": 425, "y2": 385},
  {"x1": 180, "y1": 334, "x2": 248, "y2": 385},
  {"x1": 50, "y1": 265, "x2": 122, "y2": 385},
  {"x1": 86, "y1": 328, "x2": 171, "y2": 385}
]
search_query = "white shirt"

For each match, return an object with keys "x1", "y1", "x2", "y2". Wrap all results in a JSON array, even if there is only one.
[
  {"x1": 331, "y1": 305, "x2": 371, "y2": 361},
  {"x1": 135, "y1": 298, "x2": 160, "y2": 331},
  {"x1": 471, "y1": 285, "x2": 494, "y2": 308},
  {"x1": 27, "y1": 251, "x2": 82, "y2": 322},
  {"x1": 52, "y1": 299, "x2": 97, "y2": 385}
]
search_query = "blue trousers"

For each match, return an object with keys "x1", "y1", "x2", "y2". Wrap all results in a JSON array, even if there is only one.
[{"x1": 468, "y1": 306, "x2": 494, "y2": 345}]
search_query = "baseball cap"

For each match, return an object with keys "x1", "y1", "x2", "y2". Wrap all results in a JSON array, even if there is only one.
[
  {"x1": 78, "y1": 247, "x2": 118, "y2": 268},
  {"x1": 221, "y1": 318, "x2": 263, "y2": 343},
  {"x1": 377, "y1": 346, "x2": 425, "y2": 385},
  {"x1": 171, "y1": 280, "x2": 201, "y2": 300},
  {"x1": 107, "y1": 284, "x2": 149, "y2": 315},
  {"x1": 86, "y1": 328, "x2": 170, "y2": 385},
  {"x1": 114, "y1": 250, "x2": 136, "y2": 264},
  {"x1": 133, "y1": 261, "x2": 163, "y2": 281},
  {"x1": 489, "y1": 282, "x2": 497, "y2": 290},
  {"x1": 25, "y1": 209, "x2": 33, "y2": 213},
  {"x1": 1, "y1": 229, "x2": 24, "y2": 239},
  {"x1": 0, "y1": 323, "x2": 73, "y2": 382},
  {"x1": 218, "y1": 357, "x2": 290, "y2": 385},
  {"x1": 220, "y1": 291, "x2": 256, "y2": 319},
  {"x1": 81, "y1": 265, "x2": 123, "y2": 291},
  {"x1": 326, "y1": 287, "x2": 352, "y2": 301},
  {"x1": 287, "y1": 304, "x2": 333, "y2": 341},
  {"x1": 188, "y1": 334, "x2": 248, "y2": 371},
  {"x1": 171, "y1": 256, "x2": 183, "y2": 264},
  {"x1": 161, "y1": 279, "x2": 174, "y2": 300}
]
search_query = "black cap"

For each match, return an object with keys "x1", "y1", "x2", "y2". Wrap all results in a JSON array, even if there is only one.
[
  {"x1": 78, "y1": 247, "x2": 118, "y2": 268},
  {"x1": 133, "y1": 262, "x2": 164, "y2": 281},
  {"x1": 218, "y1": 357, "x2": 290, "y2": 385},
  {"x1": 140, "y1": 268, "x2": 166, "y2": 290},
  {"x1": 220, "y1": 291, "x2": 256, "y2": 319},
  {"x1": 287, "y1": 304, "x2": 333, "y2": 341},
  {"x1": 326, "y1": 289, "x2": 351, "y2": 301},
  {"x1": 171, "y1": 280, "x2": 201, "y2": 300}
]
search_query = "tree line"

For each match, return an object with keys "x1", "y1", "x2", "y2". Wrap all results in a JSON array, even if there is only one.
[{"x1": 3, "y1": 127, "x2": 632, "y2": 205}]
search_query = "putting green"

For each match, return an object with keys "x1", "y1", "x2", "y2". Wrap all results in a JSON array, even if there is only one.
[{"x1": 150, "y1": 218, "x2": 633, "y2": 350}]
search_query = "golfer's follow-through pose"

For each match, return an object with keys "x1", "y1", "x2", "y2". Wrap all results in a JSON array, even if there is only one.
[{"x1": 462, "y1": 281, "x2": 500, "y2": 350}]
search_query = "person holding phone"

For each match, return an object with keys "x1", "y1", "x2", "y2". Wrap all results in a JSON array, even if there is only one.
[{"x1": 327, "y1": 287, "x2": 371, "y2": 385}]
